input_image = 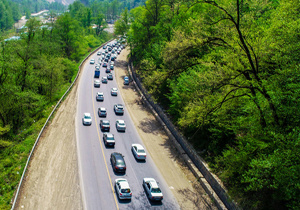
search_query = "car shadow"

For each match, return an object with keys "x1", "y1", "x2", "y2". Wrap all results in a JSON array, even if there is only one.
[
  {"x1": 104, "y1": 144, "x2": 115, "y2": 149},
  {"x1": 116, "y1": 196, "x2": 132, "y2": 204}
]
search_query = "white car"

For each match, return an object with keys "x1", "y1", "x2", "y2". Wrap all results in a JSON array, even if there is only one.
[
  {"x1": 102, "y1": 76, "x2": 108, "y2": 83},
  {"x1": 116, "y1": 119, "x2": 126, "y2": 132},
  {"x1": 111, "y1": 87, "x2": 118, "y2": 96},
  {"x1": 131, "y1": 144, "x2": 146, "y2": 160},
  {"x1": 90, "y1": 59, "x2": 95, "y2": 64},
  {"x1": 110, "y1": 61, "x2": 114, "y2": 65},
  {"x1": 143, "y1": 178, "x2": 163, "y2": 201},
  {"x1": 94, "y1": 79, "x2": 101, "y2": 87},
  {"x1": 97, "y1": 51, "x2": 101, "y2": 55},
  {"x1": 82, "y1": 113, "x2": 92, "y2": 125},
  {"x1": 96, "y1": 92, "x2": 104, "y2": 101},
  {"x1": 115, "y1": 179, "x2": 132, "y2": 200}
]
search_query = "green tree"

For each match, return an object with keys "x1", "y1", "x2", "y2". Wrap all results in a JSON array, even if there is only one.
[{"x1": 114, "y1": 8, "x2": 130, "y2": 36}]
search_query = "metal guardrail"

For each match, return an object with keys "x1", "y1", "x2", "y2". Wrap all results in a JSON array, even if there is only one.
[
  {"x1": 11, "y1": 39, "x2": 113, "y2": 210},
  {"x1": 128, "y1": 60, "x2": 239, "y2": 210}
]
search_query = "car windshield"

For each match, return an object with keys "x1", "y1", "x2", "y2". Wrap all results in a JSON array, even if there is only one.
[
  {"x1": 117, "y1": 106, "x2": 123, "y2": 110},
  {"x1": 103, "y1": 121, "x2": 109, "y2": 125},
  {"x1": 137, "y1": 149, "x2": 145, "y2": 153},
  {"x1": 85, "y1": 116, "x2": 91, "y2": 119},
  {"x1": 118, "y1": 122, "x2": 125, "y2": 126},
  {"x1": 107, "y1": 136, "x2": 114, "y2": 140},
  {"x1": 151, "y1": 188, "x2": 161, "y2": 193},
  {"x1": 121, "y1": 189, "x2": 131, "y2": 193}
]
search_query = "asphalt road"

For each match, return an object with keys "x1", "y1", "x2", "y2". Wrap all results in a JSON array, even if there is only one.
[{"x1": 76, "y1": 41, "x2": 180, "y2": 210}]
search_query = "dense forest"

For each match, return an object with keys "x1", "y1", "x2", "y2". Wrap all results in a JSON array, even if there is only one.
[
  {"x1": 115, "y1": 0, "x2": 300, "y2": 209},
  {"x1": 81, "y1": 0, "x2": 145, "y2": 20},
  {"x1": 0, "y1": 0, "x2": 66, "y2": 31},
  {"x1": 0, "y1": 1, "x2": 113, "y2": 209}
]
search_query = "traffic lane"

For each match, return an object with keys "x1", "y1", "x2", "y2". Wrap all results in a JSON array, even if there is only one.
[
  {"x1": 77, "y1": 60, "x2": 118, "y2": 210},
  {"x1": 95, "y1": 47, "x2": 179, "y2": 207},
  {"x1": 92, "y1": 65, "x2": 179, "y2": 208}
]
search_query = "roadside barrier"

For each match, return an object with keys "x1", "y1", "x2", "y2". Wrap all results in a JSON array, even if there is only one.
[
  {"x1": 127, "y1": 59, "x2": 239, "y2": 210},
  {"x1": 11, "y1": 39, "x2": 113, "y2": 210}
]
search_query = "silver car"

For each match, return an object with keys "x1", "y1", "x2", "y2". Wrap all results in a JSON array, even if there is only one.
[
  {"x1": 98, "y1": 107, "x2": 107, "y2": 117},
  {"x1": 143, "y1": 178, "x2": 163, "y2": 201},
  {"x1": 116, "y1": 119, "x2": 126, "y2": 132},
  {"x1": 131, "y1": 144, "x2": 146, "y2": 160},
  {"x1": 115, "y1": 179, "x2": 132, "y2": 200},
  {"x1": 90, "y1": 59, "x2": 95, "y2": 64},
  {"x1": 114, "y1": 104, "x2": 124, "y2": 115},
  {"x1": 96, "y1": 92, "x2": 104, "y2": 101},
  {"x1": 111, "y1": 88, "x2": 118, "y2": 96},
  {"x1": 103, "y1": 133, "x2": 115, "y2": 147}
]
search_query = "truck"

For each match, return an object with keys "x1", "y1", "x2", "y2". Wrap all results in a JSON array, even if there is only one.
[{"x1": 94, "y1": 69, "x2": 100, "y2": 78}]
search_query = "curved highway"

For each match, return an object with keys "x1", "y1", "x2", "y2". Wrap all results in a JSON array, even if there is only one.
[{"x1": 75, "y1": 41, "x2": 180, "y2": 210}]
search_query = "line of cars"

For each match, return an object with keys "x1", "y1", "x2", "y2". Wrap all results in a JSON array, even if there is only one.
[{"x1": 83, "y1": 41, "x2": 164, "y2": 202}]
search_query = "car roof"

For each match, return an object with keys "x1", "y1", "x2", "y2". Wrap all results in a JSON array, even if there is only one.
[
  {"x1": 144, "y1": 178, "x2": 159, "y2": 188},
  {"x1": 101, "y1": 119, "x2": 109, "y2": 123},
  {"x1": 132, "y1": 144, "x2": 144, "y2": 150},
  {"x1": 84, "y1": 113, "x2": 91, "y2": 116},
  {"x1": 97, "y1": 92, "x2": 104, "y2": 95},
  {"x1": 100, "y1": 107, "x2": 106, "y2": 111},
  {"x1": 119, "y1": 181, "x2": 130, "y2": 189},
  {"x1": 117, "y1": 119, "x2": 125, "y2": 123}
]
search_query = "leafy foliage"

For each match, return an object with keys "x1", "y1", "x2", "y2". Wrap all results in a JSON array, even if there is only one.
[{"x1": 127, "y1": 0, "x2": 300, "y2": 209}]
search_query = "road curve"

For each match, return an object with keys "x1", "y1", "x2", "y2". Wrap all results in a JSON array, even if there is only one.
[{"x1": 75, "y1": 41, "x2": 180, "y2": 210}]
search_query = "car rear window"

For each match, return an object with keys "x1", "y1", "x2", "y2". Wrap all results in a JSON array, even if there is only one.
[
  {"x1": 151, "y1": 188, "x2": 161, "y2": 193},
  {"x1": 121, "y1": 189, "x2": 131, "y2": 193}
]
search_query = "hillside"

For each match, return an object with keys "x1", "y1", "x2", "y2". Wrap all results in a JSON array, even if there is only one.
[{"x1": 46, "y1": 0, "x2": 75, "y2": 5}]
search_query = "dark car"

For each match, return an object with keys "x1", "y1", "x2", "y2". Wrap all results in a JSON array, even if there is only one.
[
  {"x1": 103, "y1": 45, "x2": 107, "y2": 49},
  {"x1": 100, "y1": 120, "x2": 110, "y2": 132},
  {"x1": 102, "y1": 62, "x2": 107, "y2": 67},
  {"x1": 111, "y1": 57, "x2": 115, "y2": 61},
  {"x1": 106, "y1": 68, "x2": 111, "y2": 73},
  {"x1": 110, "y1": 152, "x2": 126, "y2": 173}
]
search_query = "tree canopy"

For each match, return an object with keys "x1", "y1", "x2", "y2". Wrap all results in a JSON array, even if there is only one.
[{"x1": 127, "y1": 0, "x2": 300, "y2": 209}]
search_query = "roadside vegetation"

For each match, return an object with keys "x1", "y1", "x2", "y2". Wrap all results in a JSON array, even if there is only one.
[
  {"x1": 115, "y1": 0, "x2": 300, "y2": 209},
  {"x1": 0, "y1": 2, "x2": 114, "y2": 209}
]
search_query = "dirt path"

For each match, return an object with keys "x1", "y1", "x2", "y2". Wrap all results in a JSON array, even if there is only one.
[
  {"x1": 15, "y1": 80, "x2": 83, "y2": 210},
  {"x1": 15, "y1": 47, "x2": 216, "y2": 210}
]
